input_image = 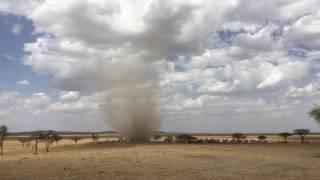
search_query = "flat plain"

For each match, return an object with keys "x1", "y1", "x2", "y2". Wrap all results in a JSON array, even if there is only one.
[{"x1": 0, "y1": 135, "x2": 319, "y2": 180}]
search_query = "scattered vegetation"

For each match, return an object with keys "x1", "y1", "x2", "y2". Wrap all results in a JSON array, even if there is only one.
[
  {"x1": 0, "y1": 125, "x2": 316, "y2": 157},
  {"x1": 29, "y1": 130, "x2": 61, "y2": 154}
]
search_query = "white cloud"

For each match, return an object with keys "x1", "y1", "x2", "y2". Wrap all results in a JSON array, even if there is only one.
[
  {"x1": 51, "y1": 93, "x2": 99, "y2": 112},
  {"x1": 284, "y1": 12, "x2": 320, "y2": 49},
  {"x1": 59, "y1": 91, "x2": 80, "y2": 101},
  {"x1": 1, "y1": 0, "x2": 320, "y2": 132},
  {"x1": 0, "y1": 91, "x2": 106, "y2": 131},
  {"x1": 285, "y1": 83, "x2": 320, "y2": 97},
  {"x1": 24, "y1": 92, "x2": 51, "y2": 110},
  {"x1": 11, "y1": 23, "x2": 23, "y2": 35},
  {"x1": 16, "y1": 0, "x2": 318, "y2": 94},
  {"x1": 256, "y1": 61, "x2": 309, "y2": 89},
  {"x1": 16, "y1": 80, "x2": 30, "y2": 85}
]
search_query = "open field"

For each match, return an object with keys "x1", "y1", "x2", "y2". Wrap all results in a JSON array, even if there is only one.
[{"x1": 0, "y1": 135, "x2": 320, "y2": 180}]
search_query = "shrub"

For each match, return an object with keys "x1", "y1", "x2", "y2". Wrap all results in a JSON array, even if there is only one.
[
  {"x1": 250, "y1": 139, "x2": 257, "y2": 144},
  {"x1": 71, "y1": 136, "x2": 83, "y2": 144},
  {"x1": 257, "y1": 135, "x2": 267, "y2": 143},
  {"x1": 164, "y1": 136, "x2": 173, "y2": 143},
  {"x1": 175, "y1": 134, "x2": 198, "y2": 143},
  {"x1": 153, "y1": 135, "x2": 162, "y2": 140},
  {"x1": 232, "y1": 133, "x2": 246, "y2": 143}
]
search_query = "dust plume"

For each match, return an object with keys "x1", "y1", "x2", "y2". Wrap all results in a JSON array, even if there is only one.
[{"x1": 98, "y1": 60, "x2": 161, "y2": 141}]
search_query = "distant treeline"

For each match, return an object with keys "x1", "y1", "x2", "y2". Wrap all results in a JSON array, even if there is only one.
[
  {"x1": 7, "y1": 131, "x2": 320, "y2": 137},
  {"x1": 7, "y1": 130, "x2": 117, "y2": 137}
]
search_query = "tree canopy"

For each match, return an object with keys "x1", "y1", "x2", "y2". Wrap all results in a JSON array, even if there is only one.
[
  {"x1": 279, "y1": 132, "x2": 292, "y2": 143},
  {"x1": 71, "y1": 136, "x2": 83, "y2": 143},
  {"x1": 257, "y1": 135, "x2": 267, "y2": 141},
  {"x1": 232, "y1": 133, "x2": 246, "y2": 142},
  {"x1": 308, "y1": 104, "x2": 320, "y2": 123}
]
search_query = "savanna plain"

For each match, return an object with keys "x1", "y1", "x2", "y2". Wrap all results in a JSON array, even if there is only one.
[{"x1": 0, "y1": 135, "x2": 320, "y2": 180}]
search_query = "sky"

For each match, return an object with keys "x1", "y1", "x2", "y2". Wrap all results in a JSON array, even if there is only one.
[{"x1": 0, "y1": 0, "x2": 320, "y2": 133}]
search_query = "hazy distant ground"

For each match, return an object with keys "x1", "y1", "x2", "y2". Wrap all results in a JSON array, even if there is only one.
[{"x1": 0, "y1": 135, "x2": 320, "y2": 180}]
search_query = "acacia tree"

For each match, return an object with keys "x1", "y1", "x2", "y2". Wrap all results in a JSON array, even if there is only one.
[
  {"x1": 18, "y1": 137, "x2": 31, "y2": 148},
  {"x1": 232, "y1": 133, "x2": 246, "y2": 143},
  {"x1": 31, "y1": 131, "x2": 42, "y2": 154},
  {"x1": 164, "y1": 136, "x2": 173, "y2": 143},
  {"x1": 40, "y1": 130, "x2": 57, "y2": 152},
  {"x1": 257, "y1": 135, "x2": 267, "y2": 142},
  {"x1": 278, "y1": 132, "x2": 291, "y2": 143},
  {"x1": 0, "y1": 125, "x2": 8, "y2": 156},
  {"x1": 91, "y1": 133, "x2": 99, "y2": 142},
  {"x1": 52, "y1": 132, "x2": 62, "y2": 145},
  {"x1": 308, "y1": 105, "x2": 320, "y2": 123},
  {"x1": 294, "y1": 129, "x2": 310, "y2": 143},
  {"x1": 71, "y1": 136, "x2": 83, "y2": 144}
]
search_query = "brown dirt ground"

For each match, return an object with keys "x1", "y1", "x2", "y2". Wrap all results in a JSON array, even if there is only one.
[{"x1": 0, "y1": 136, "x2": 319, "y2": 180}]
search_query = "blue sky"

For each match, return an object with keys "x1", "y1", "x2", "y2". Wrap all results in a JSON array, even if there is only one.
[
  {"x1": 0, "y1": 0, "x2": 319, "y2": 133},
  {"x1": 0, "y1": 14, "x2": 49, "y2": 95}
]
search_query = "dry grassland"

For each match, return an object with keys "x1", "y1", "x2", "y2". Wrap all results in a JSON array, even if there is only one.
[{"x1": 0, "y1": 135, "x2": 319, "y2": 180}]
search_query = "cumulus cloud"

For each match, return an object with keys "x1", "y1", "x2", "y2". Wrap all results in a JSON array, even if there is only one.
[
  {"x1": 0, "y1": 0, "x2": 320, "y2": 132},
  {"x1": 16, "y1": 80, "x2": 30, "y2": 85},
  {"x1": 0, "y1": 91, "x2": 106, "y2": 131},
  {"x1": 285, "y1": 83, "x2": 320, "y2": 97},
  {"x1": 24, "y1": 92, "x2": 51, "y2": 110},
  {"x1": 59, "y1": 91, "x2": 80, "y2": 101},
  {"x1": 284, "y1": 12, "x2": 320, "y2": 49}
]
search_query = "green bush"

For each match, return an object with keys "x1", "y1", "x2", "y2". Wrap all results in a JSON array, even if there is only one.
[{"x1": 175, "y1": 134, "x2": 197, "y2": 143}]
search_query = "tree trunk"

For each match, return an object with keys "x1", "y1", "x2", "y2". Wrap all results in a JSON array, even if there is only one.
[
  {"x1": 300, "y1": 135, "x2": 305, "y2": 143},
  {"x1": 284, "y1": 137, "x2": 287, "y2": 143},
  {"x1": 34, "y1": 140, "x2": 38, "y2": 154},
  {"x1": 0, "y1": 145, "x2": 3, "y2": 156},
  {"x1": 46, "y1": 142, "x2": 49, "y2": 152}
]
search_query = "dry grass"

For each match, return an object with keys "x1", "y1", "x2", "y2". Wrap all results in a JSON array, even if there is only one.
[{"x1": 0, "y1": 136, "x2": 319, "y2": 180}]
